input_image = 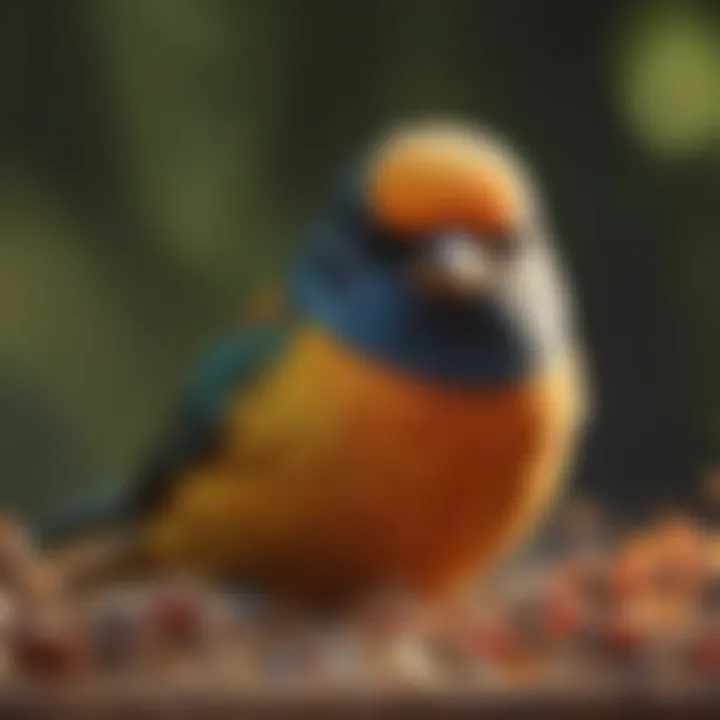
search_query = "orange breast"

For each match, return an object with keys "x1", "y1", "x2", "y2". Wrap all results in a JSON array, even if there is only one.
[{"x1": 147, "y1": 328, "x2": 586, "y2": 601}]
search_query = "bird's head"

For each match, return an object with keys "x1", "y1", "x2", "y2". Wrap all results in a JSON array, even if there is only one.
[{"x1": 294, "y1": 121, "x2": 574, "y2": 386}]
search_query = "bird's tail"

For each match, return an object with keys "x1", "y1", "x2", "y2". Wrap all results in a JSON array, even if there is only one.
[{"x1": 36, "y1": 482, "x2": 135, "y2": 547}]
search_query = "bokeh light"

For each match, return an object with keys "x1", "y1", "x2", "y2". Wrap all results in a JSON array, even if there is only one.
[{"x1": 613, "y1": 3, "x2": 719, "y2": 158}]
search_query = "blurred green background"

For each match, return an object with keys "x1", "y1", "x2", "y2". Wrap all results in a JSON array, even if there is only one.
[{"x1": 0, "y1": 0, "x2": 717, "y2": 520}]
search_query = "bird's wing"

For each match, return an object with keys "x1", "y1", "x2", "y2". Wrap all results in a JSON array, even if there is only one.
[
  {"x1": 40, "y1": 323, "x2": 289, "y2": 545},
  {"x1": 128, "y1": 323, "x2": 289, "y2": 516}
]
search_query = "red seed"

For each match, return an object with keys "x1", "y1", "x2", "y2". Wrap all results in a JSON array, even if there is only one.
[
  {"x1": 12, "y1": 622, "x2": 88, "y2": 679},
  {"x1": 148, "y1": 587, "x2": 205, "y2": 645}
]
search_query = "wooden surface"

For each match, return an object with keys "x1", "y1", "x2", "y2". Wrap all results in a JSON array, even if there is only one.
[{"x1": 0, "y1": 688, "x2": 717, "y2": 720}]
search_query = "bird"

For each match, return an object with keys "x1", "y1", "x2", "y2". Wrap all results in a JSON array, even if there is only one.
[{"x1": 39, "y1": 120, "x2": 588, "y2": 605}]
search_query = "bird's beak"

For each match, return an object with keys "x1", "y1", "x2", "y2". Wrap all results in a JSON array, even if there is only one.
[{"x1": 411, "y1": 233, "x2": 496, "y2": 301}]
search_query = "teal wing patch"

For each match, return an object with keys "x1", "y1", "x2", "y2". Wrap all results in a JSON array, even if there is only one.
[
  {"x1": 41, "y1": 324, "x2": 289, "y2": 544},
  {"x1": 130, "y1": 323, "x2": 289, "y2": 515},
  {"x1": 186, "y1": 324, "x2": 288, "y2": 431}
]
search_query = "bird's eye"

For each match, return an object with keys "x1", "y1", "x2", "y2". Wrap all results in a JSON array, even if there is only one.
[
  {"x1": 364, "y1": 229, "x2": 417, "y2": 264},
  {"x1": 481, "y1": 230, "x2": 520, "y2": 261}
]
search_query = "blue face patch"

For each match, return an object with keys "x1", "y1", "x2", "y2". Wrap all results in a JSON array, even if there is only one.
[{"x1": 290, "y1": 179, "x2": 539, "y2": 388}]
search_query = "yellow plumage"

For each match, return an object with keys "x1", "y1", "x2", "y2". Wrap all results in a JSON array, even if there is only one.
[{"x1": 144, "y1": 327, "x2": 585, "y2": 601}]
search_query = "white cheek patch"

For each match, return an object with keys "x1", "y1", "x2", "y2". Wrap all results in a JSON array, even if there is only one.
[{"x1": 496, "y1": 231, "x2": 576, "y2": 357}]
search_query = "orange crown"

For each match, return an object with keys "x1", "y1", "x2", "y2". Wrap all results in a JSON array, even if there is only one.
[{"x1": 367, "y1": 121, "x2": 529, "y2": 239}]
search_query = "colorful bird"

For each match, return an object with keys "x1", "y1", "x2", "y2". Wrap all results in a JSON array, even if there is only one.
[{"x1": 42, "y1": 121, "x2": 588, "y2": 604}]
